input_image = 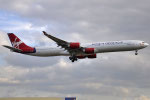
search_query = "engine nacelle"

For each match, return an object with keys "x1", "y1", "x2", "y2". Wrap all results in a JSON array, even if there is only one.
[
  {"x1": 85, "y1": 48, "x2": 95, "y2": 54},
  {"x1": 88, "y1": 54, "x2": 97, "y2": 58},
  {"x1": 69, "y1": 42, "x2": 80, "y2": 49},
  {"x1": 77, "y1": 55, "x2": 86, "y2": 59}
]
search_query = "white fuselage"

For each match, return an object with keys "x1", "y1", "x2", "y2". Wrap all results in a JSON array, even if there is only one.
[{"x1": 27, "y1": 40, "x2": 149, "y2": 57}]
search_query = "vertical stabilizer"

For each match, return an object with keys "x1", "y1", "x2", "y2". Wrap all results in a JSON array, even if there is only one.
[{"x1": 7, "y1": 33, "x2": 35, "y2": 53}]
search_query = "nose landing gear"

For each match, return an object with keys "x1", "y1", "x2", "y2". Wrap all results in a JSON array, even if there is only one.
[{"x1": 135, "y1": 50, "x2": 138, "y2": 55}]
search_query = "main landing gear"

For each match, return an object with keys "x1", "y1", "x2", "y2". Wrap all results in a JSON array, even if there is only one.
[
  {"x1": 135, "y1": 50, "x2": 138, "y2": 55},
  {"x1": 69, "y1": 56, "x2": 78, "y2": 62}
]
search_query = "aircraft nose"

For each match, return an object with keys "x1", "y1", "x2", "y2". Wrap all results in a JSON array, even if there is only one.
[{"x1": 145, "y1": 43, "x2": 149, "y2": 47}]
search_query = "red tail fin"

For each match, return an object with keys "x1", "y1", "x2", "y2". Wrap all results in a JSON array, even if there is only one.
[{"x1": 8, "y1": 33, "x2": 35, "y2": 53}]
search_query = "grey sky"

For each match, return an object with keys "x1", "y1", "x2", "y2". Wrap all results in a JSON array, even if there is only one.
[{"x1": 0, "y1": 0, "x2": 150, "y2": 100}]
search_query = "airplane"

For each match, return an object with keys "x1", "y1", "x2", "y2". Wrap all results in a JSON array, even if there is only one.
[{"x1": 3, "y1": 31, "x2": 149, "y2": 62}]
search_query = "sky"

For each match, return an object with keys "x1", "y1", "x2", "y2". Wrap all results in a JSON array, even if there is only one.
[{"x1": 0, "y1": 0, "x2": 150, "y2": 100}]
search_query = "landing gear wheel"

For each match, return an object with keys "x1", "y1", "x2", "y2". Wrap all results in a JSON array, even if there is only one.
[
  {"x1": 69, "y1": 57, "x2": 72, "y2": 60},
  {"x1": 135, "y1": 52, "x2": 138, "y2": 55},
  {"x1": 69, "y1": 55, "x2": 78, "y2": 62},
  {"x1": 135, "y1": 50, "x2": 138, "y2": 55}
]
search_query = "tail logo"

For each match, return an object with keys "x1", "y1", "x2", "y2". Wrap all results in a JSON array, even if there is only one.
[{"x1": 12, "y1": 38, "x2": 23, "y2": 49}]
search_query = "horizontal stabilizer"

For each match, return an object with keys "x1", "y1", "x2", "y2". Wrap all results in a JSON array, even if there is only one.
[{"x1": 2, "y1": 45, "x2": 22, "y2": 52}]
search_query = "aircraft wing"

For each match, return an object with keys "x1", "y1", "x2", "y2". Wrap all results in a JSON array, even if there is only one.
[
  {"x1": 2, "y1": 45, "x2": 22, "y2": 52},
  {"x1": 43, "y1": 31, "x2": 84, "y2": 55},
  {"x1": 43, "y1": 31, "x2": 69, "y2": 47}
]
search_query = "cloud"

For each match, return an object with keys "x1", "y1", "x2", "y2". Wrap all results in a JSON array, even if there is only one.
[
  {"x1": 4, "y1": 53, "x2": 60, "y2": 67},
  {"x1": 0, "y1": 31, "x2": 9, "y2": 46},
  {"x1": 135, "y1": 96, "x2": 150, "y2": 100},
  {"x1": 0, "y1": 0, "x2": 150, "y2": 100}
]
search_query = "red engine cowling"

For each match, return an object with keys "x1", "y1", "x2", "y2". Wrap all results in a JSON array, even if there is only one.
[
  {"x1": 85, "y1": 48, "x2": 95, "y2": 54},
  {"x1": 70, "y1": 42, "x2": 80, "y2": 49},
  {"x1": 77, "y1": 55, "x2": 86, "y2": 59},
  {"x1": 88, "y1": 54, "x2": 97, "y2": 58}
]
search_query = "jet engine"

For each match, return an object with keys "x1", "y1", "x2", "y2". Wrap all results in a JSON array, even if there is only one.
[
  {"x1": 77, "y1": 55, "x2": 86, "y2": 59},
  {"x1": 87, "y1": 54, "x2": 97, "y2": 58},
  {"x1": 85, "y1": 48, "x2": 95, "y2": 54},
  {"x1": 69, "y1": 42, "x2": 80, "y2": 49},
  {"x1": 76, "y1": 54, "x2": 96, "y2": 59}
]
